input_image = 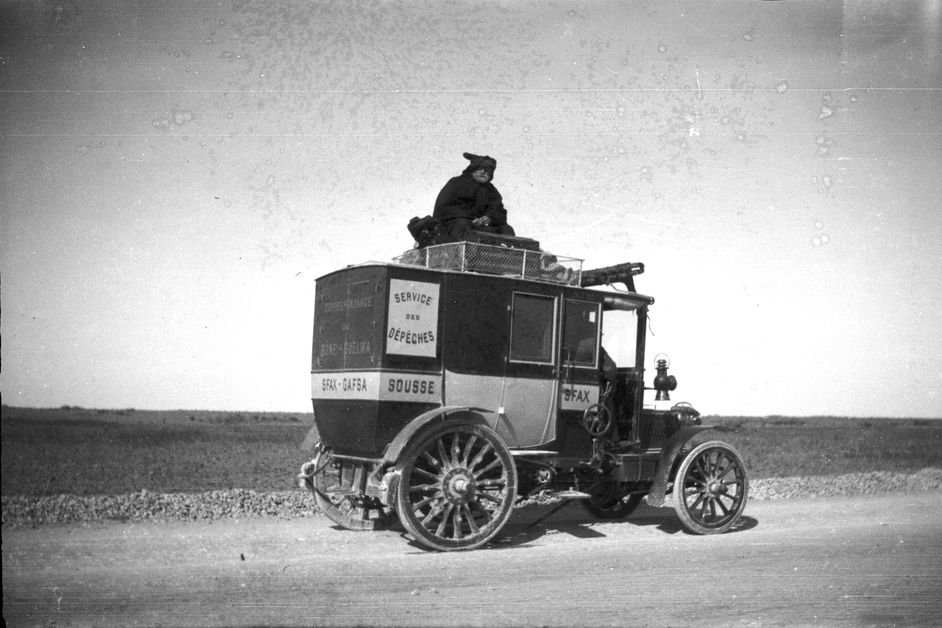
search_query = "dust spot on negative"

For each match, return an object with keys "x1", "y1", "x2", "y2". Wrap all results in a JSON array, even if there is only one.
[
  {"x1": 172, "y1": 110, "x2": 195, "y2": 126},
  {"x1": 815, "y1": 134, "x2": 834, "y2": 157},
  {"x1": 811, "y1": 232, "x2": 831, "y2": 247}
]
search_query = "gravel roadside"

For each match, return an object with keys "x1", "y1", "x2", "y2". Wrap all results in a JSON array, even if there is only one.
[{"x1": 3, "y1": 468, "x2": 941, "y2": 528}]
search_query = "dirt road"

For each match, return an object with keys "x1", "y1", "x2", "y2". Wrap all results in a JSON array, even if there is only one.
[{"x1": 4, "y1": 492, "x2": 941, "y2": 627}]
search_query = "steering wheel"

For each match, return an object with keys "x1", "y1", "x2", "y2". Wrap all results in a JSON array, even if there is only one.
[{"x1": 582, "y1": 403, "x2": 613, "y2": 437}]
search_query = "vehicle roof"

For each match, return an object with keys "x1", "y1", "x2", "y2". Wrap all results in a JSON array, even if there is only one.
[{"x1": 318, "y1": 256, "x2": 654, "y2": 307}]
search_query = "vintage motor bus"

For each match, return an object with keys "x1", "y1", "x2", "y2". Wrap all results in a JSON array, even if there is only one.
[{"x1": 299, "y1": 237, "x2": 748, "y2": 551}]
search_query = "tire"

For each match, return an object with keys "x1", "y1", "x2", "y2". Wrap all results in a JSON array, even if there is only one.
[
  {"x1": 395, "y1": 421, "x2": 517, "y2": 551},
  {"x1": 673, "y1": 440, "x2": 748, "y2": 534}
]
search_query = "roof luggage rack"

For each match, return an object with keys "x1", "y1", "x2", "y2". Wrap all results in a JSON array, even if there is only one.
[{"x1": 393, "y1": 241, "x2": 583, "y2": 286}]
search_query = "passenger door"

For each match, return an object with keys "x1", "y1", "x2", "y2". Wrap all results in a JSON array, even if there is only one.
[
  {"x1": 441, "y1": 285, "x2": 559, "y2": 448},
  {"x1": 497, "y1": 291, "x2": 559, "y2": 446},
  {"x1": 559, "y1": 298, "x2": 602, "y2": 418}
]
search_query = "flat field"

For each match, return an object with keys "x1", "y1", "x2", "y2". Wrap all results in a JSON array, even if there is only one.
[
  {"x1": 2, "y1": 405, "x2": 941, "y2": 497},
  {"x1": 1, "y1": 406, "x2": 309, "y2": 496}
]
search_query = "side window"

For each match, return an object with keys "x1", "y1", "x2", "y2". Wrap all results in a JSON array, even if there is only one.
[
  {"x1": 601, "y1": 308, "x2": 639, "y2": 369},
  {"x1": 509, "y1": 293, "x2": 556, "y2": 363},
  {"x1": 564, "y1": 300, "x2": 601, "y2": 366}
]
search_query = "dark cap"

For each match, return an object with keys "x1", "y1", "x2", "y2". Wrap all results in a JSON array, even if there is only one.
[{"x1": 463, "y1": 152, "x2": 497, "y2": 171}]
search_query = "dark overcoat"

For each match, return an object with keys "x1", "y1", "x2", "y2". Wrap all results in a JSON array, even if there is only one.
[{"x1": 432, "y1": 169, "x2": 509, "y2": 228}]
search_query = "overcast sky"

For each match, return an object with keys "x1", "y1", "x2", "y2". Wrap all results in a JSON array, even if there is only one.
[{"x1": 1, "y1": 0, "x2": 940, "y2": 418}]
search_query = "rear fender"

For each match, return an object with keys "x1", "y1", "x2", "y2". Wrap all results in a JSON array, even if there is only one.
[
  {"x1": 645, "y1": 425, "x2": 721, "y2": 507},
  {"x1": 380, "y1": 405, "x2": 493, "y2": 467}
]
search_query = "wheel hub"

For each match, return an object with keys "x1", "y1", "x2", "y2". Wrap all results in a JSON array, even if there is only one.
[
  {"x1": 707, "y1": 480, "x2": 726, "y2": 496},
  {"x1": 443, "y1": 468, "x2": 475, "y2": 504}
]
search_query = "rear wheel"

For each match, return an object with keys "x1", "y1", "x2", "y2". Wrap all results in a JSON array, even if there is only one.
[
  {"x1": 395, "y1": 422, "x2": 517, "y2": 551},
  {"x1": 673, "y1": 441, "x2": 748, "y2": 534},
  {"x1": 309, "y1": 449, "x2": 393, "y2": 531}
]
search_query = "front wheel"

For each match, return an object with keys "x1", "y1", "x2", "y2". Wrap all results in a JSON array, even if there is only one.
[
  {"x1": 673, "y1": 441, "x2": 748, "y2": 534},
  {"x1": 395, "y1": 421, "x2": 517, "y2": 551}
]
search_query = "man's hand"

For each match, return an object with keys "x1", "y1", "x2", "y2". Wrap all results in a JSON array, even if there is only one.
[{"x1": 472, "y1": 216, "x2": 492, "y2": 228}]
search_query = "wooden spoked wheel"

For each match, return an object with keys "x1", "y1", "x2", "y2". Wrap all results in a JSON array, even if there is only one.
[
  {"x1": 395, "y1": 422, "x2": 517, "y2": 551},
  {"x1": 673, "y1": 441, "x2": 748, "y2": 534}
]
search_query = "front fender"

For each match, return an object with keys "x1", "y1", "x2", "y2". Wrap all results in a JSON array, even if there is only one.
[
  {"x1": 380, "y1": 405, "x2": 493, "y2": 466},
  {"x1": 645, "y1": 425, "x2": 721, "y2": 507}
]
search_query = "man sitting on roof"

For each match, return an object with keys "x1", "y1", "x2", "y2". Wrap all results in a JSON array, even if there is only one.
[{"x1": 432, "y1": 152, "x2": 516, "y2": 242}]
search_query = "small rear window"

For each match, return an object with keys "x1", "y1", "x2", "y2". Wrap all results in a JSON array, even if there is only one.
[{"x1": 510, "y1": 293, "x2": 556, "y2": 363}]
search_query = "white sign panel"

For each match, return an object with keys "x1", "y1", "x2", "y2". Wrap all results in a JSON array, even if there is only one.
[
  {"x1": 560, "y1": 384, "x2": 600, "y2": 411},
  {"x1": 386, "y1": 279, "x2": 440, "y2": 357},
  {"x1": 311, "y1": 371, "x2": 440, "y2": 403}
]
